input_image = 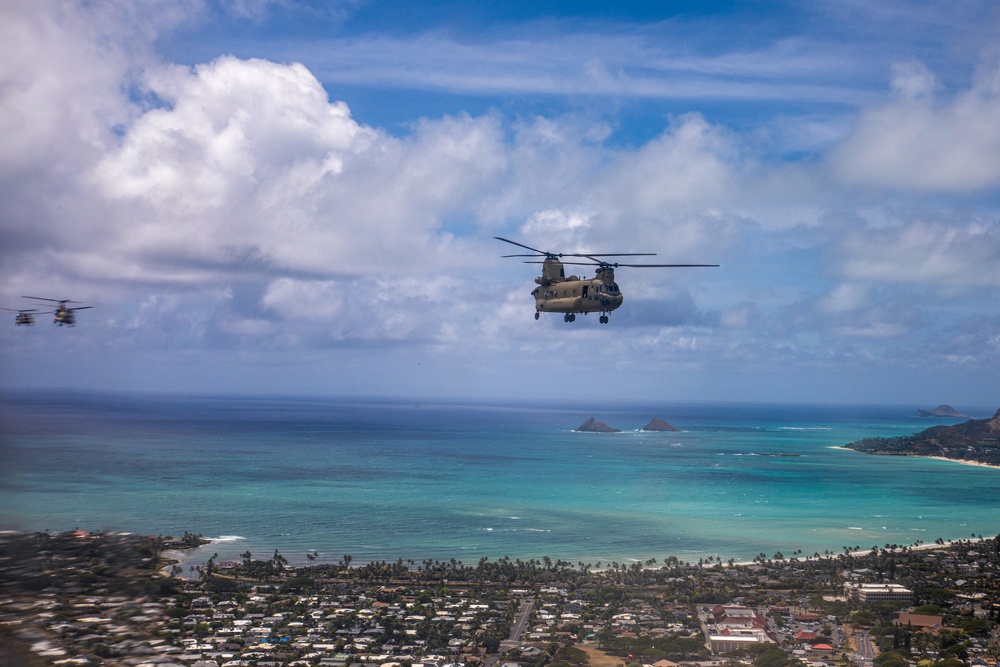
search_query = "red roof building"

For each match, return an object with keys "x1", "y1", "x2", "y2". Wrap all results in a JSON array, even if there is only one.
[{"x1": 712, "y1": 604, "x2": 767, "y2": 629}]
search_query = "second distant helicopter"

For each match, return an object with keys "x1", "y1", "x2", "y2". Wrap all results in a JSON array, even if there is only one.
[
  {"x1": 1, "y1": 308, "x2": 38, "y2": 326},
  {"x1": 495, "y1": 237, "x2": 718, "y2": 323}
]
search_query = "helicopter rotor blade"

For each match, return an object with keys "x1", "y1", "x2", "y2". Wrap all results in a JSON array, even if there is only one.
[
  {"x1": 614, "y1": 263, "x2": 719, "y2": 268},
  {"x1": 564, "y1": 252, "x2": 657, "y2": 258},
  {"x1": 511, "y1": 252, "x2": 657, "y2": 259},
  {"x1": 497, "y1": 236, "x2": 664, "y2": 258},
  {"x1": 558, "y1": 260, "x2": 719, "y2": 268},
  {"x1": 500, "y1": 237, "x2": 718, "y2": 269},
  {"x1": 21, "y1": 296, "x2": 87, "y2": 304},
  {"x1": 494, "y1": 237, "x2": 553, "y2": 256}
]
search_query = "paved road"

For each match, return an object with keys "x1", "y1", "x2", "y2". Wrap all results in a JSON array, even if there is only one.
[
  {"x1": 488, "y1": 597, "x2": 534, "y2": 667},
  {"x1": 508, "y1": 598, "x2": 534, "y2": 643},
  {"x1": 857, "y1": 631, "x2": 875, "y2": 667}
]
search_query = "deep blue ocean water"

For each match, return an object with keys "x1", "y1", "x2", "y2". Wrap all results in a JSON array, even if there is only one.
[{"x1": 2, "y1": 391, "x2": 999, "y2": 570}]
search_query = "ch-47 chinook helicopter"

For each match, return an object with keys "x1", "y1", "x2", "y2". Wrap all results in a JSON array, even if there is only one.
[
  {"x1": 495, "y1": 237, "x2": 718, "y2": 323},
  {"x1": 22, "y1": 297, "x2": 93, "y2": 326},
  {"x1": 1, "y1": 308, "x2": 38, "y2": 326}
]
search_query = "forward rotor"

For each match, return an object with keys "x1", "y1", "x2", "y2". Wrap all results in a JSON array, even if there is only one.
[
  {"x1": 494, "y1": 236, "x2": 657, "y2": 260},
  {"x1": 22, "y1": 296, "x2": 93, "y2": 310},
  {"x1": 22, "y1": 296, "x2": 79, "y2": 303}
]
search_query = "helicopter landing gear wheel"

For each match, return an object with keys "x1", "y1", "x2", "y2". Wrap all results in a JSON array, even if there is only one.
[
  {"x1": 600, "y1": 315, "x2": 609, "y2": 324},
  {"x1": 534, "y1": 312, "x2": 539, "y2": 320},
  {"x1": 563, "y1": 313, "x2": 576, "y2": 322}
]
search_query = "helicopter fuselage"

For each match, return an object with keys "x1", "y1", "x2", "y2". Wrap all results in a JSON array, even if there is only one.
[
  {"x1": 54, "y1": 308, "x2": 76, "y2": 326},
  {"x1": 531, "y1": 274, "x2": 623, "y2": 315},
  {"x1": 529, "y1": 258, "x2": 623, "y2": 320}
]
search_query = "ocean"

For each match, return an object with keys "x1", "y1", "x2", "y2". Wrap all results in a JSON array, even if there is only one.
[{"x1": 2, "y1": 391, "x2": 998, "y2": 571}]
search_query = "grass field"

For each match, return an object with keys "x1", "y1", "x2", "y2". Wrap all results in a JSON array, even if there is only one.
[{"x1": 578, "y1": 645, "x2": 626, "y2": 667}]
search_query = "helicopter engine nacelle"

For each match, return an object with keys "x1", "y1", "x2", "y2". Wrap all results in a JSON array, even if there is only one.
[{"x1": 535, "y1": 257, "x2": 566, "y2": 286}]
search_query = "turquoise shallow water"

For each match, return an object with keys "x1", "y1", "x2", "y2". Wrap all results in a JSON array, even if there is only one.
[{"x1": 2, "y1": 392, "x2": 998, "y2": 569}]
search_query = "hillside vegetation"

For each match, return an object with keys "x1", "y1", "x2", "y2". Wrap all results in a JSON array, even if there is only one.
[{"x1": 846, "y1": 408, "x2": 1000, "y2": 466}]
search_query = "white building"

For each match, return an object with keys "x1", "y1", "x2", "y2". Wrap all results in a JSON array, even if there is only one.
[
  {"x1": 708, "y1": 631, "x2": 772, "y2": 653},
  {"x1": 845, "y1": 583, "x2": 913, "y2": 603}
]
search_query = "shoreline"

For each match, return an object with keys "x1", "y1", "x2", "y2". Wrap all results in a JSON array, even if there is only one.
[
  {"x1": 168, "y1": 532, "x2": 991, "y2": 575},
  {"x1": 7, "y1": 527, "x2": 992, "y2": 578},
  {"x1": 717, "y1": 536, "x2": 987, "y2": 569},
  {"x1": 830, "y1": 445, "x2": 1000, "y2": 470},
  {"x1": 924, "y1": 455, "x2": 1000, "y2": 470}
]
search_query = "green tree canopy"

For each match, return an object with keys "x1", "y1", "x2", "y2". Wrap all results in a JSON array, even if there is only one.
[
  {"x1": 933, "y1": 659, "x2": 964, "y2": 667},
  {"x1": 874, "y1": 650, "x2": 910, "y2": 667},
  {"x1": 753, "y1": 647, "x2": 790, "y2": 667},
  {"x1": 911, "y1": 605, "x2": 944, "y2": 615}
]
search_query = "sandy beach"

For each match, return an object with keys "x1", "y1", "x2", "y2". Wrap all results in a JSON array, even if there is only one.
[
  {"x1": 831, "y1": 445, "x2": 1000, "y2": 471},
  {"x1": 923, "y1": 455, "x2": 1000, "y2": 470}
]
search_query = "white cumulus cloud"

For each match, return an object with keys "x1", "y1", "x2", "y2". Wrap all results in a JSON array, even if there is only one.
[{"x1": 831, "y1": 61, "x2": 1000, "y2": 192}]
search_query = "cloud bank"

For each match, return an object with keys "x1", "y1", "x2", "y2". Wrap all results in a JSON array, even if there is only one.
[{"x1": 2, "y1": 0, "x2": 999, "y2": 403}]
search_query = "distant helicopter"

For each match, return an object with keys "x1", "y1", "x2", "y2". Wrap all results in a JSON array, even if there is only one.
[
  {"x1": 22, "y1": 297, "x2": 93, "y2": 326},
  {"x1": 1, "y1": 308, "x2": 38, "y2": 326},
  {"x1": 495, "y1": 237, "x2": 718, "y2": 323}
]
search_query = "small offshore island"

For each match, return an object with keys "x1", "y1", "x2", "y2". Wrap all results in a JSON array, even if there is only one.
[
  {"x1": 913, "y1": 405, "x2": 972, "y2": 419},
  {"x1": 574, "y1": 418, "x2": 680, "y2": 433},
  {"x1": 845, "y1": 407, "x2": 1000, "y2": 468}
]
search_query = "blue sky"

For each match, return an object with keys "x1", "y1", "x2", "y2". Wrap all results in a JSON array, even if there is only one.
[{"x1": 1, "y1": 0, "x2": 999, "y2": 407}]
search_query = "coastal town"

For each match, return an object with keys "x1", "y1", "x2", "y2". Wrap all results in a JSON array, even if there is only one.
[{"x1": 2, "y1": 530, "x2": 998, "y2": 667}]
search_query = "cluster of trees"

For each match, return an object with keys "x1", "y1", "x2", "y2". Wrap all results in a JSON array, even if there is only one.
[
  {"x1": 542, "y1": 646, "x2": 591, "y2": 667},
  {"x1": 210, "y1": 533, "x2": 1000, "y2": 601},
  {"x1": 876, "y1": 650, "x2": 966, "y2": 667},
  {"x1": 597, "y1": 630, "x2": 708, "y2": 662},
  {"x1": 159, "y1": 531, "x2": 209, "y2": 549}
]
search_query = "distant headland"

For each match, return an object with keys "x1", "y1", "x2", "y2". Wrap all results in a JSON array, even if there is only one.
[
  {"x1": 913, "y1": 404, "x2": 971, "y2": 419},
  {"x1": 845, "y1": 407, "x2": 1000, "y2": 468}
]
